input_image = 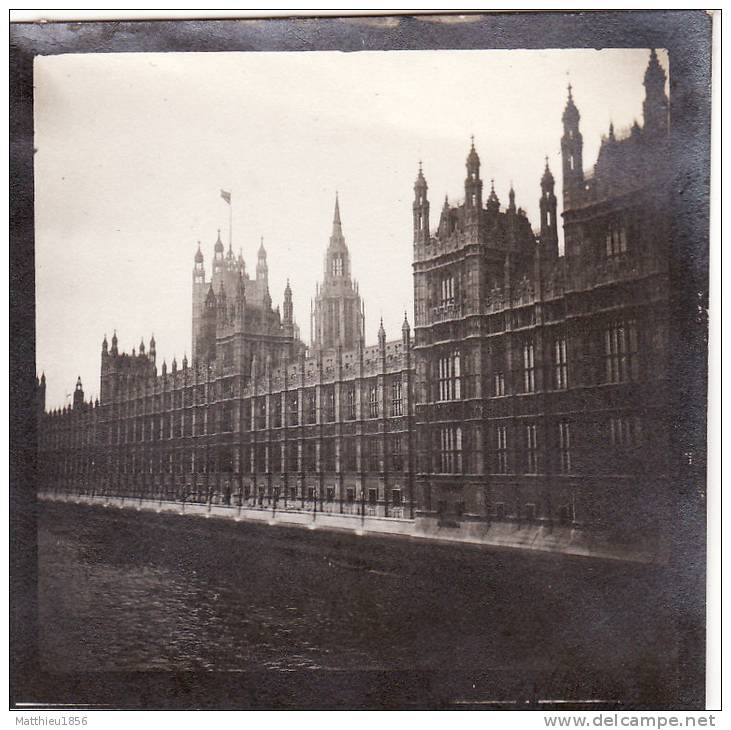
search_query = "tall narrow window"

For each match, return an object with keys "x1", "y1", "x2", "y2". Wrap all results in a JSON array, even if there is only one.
[
  {"x1": 270, "y1": 444, "x2": 281, "y2": 474},
  {"x1": 526, "y1": 423, "x2": 538, "y2": 473},
  {"x1": 439, "y1": 429, "x2": 450, "y2": 473},
  {"x1": 494, "y1": 371, "x2": 505, "y2": 397},
  {"x1": 390, "y1": 433, "x2": 403, "y2": 471},
  {"x1": 323, "y1": 386, "x2": 335, "y2": 422},
  {"x1": 288, "y1": 392, "x2": 299, "y2": 426},
  {"x1": 496, "y1": 425, "x2": 508, "y2": 474},
  {"x1": 439, "y1": 274, "x2": 455, "y2": 307},
  {"x1": 438, "y1": 356, "x2": 448, "y2": 400},
  {"x1": 554, "y1": 337, "x2": 568, "y2": 390},
  {"x1": 366, "y1": 439, "x2": 380, "y2": 472},
  {"x1": 437, "y1": 350, "x2": 461, "y2": 401},
  {"x1": 305, "y1": 390, "x2": 316, "y2": 424},
  {"x1": 255, "y1": 397, "x2": 266, "y2": 429},
  {"x1": 346, "y1": 387, "x2": 356, "y2": 420},
  {"x1": 321, "y1": 439, "x2": 335, "y2": 471},
  {"x1": 304, "y1": 441, "x2": 316, "y2": 472},
  {"x1": 438, "y1": 427, "x2": 463, "y2": 474},
  {"x1": 559, "y1": 420, "x2": 572, "y2": 473},
  {"x1": 342, "y1": 439, "x2": 356, "y2": 471},
  {"x1": 369, "y1": 384, "x2": 379, "y2": 418},
  {"x1": 605, "y1": 221, "x2": 628, "y2": 258},
  {"x1": 454, "y1": 351, "x2": 461, "y2": 399},
  {"x1": 455, "y1": 427, "x2": 463, "y2": 473},
  {"x1": 391, "y1": 380, "x2": 403, "y2": 416},
  {"x1": 222, "y1": 402, "x2": 233, "y2": 432},
  {"x1": 609, "y1": 416, "x2": 642, "y2": 448},
  {"x1": 287, "y1": 441, "x2": 298, "y2": 472},
  {"x1": 605, "y1": 319, "x2": 639, "y2": 383},
  {"x1": 272, "y1": 396, "x2": 282, "y2": 428},
  {"x1": 523, "y1": 340, "x2": 535, "y2": 393}
]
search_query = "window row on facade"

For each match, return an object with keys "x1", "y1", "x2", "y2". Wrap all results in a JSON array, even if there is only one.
[
  {"x1": 43, "y1": 432, "x2": 411, "y2": 477},
  {"x1": 424, "y1": 318, "x2": 646, "y2": 403},
  {"x1": 42, "y1": 411, "x2": 646, "y2": 476},
  {"x1": 428, "y1": 414, "x2": 645, "y2": 475}
]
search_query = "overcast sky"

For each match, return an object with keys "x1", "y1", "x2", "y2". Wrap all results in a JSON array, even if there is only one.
[{"x1": 34, "y1": 48, "x2": 668, "y2": 408}]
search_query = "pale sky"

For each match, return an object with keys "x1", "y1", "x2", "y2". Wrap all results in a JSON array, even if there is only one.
[{"x1": 34, "y1": 48, "x2": 668, "y2": 408}]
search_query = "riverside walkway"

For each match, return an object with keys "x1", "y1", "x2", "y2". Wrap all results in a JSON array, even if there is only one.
[{"x1": 39, "y1": 490, "x2": 666, "y2": 564}]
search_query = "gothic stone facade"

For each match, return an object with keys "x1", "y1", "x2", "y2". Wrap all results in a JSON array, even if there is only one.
[{"x1": 38, "y1": 51, "x2": 670, "y2": 538}]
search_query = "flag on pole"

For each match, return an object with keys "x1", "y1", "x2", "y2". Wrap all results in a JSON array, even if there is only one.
[{"x1": 221, "y1": 189, "x2": 231, "y2": 205}]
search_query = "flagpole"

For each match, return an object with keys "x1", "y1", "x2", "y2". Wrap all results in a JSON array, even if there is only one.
[{"x1": 229, "y1": 193, "x2": 233, "y2": 250}]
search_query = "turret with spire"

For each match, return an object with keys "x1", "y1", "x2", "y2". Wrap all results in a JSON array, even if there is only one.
[
  {"x1": 413, "y1": 162, "x2": 430, "y2": 246},
  {"x1": 192, "y1": 240, "x2": 208, "y2": 369},
  {"x1": 283, "y1": 279, "x2": 293, "y2": 329},
  {"x1": 486, "y1": 178, "x2": 500, "y2": 216},
  {"x1": 73, "y1": 376, "x2": 84, "y2": 410},
  {"x1": 561, "y1": 82, "x2": 584, "y2": 207},
  {"x1": 539, "y1": 157, "x2": 559, "y2": 258},
  {"x1": 193, "y1": 242, "x2": 205, "y2": 282},
  {"x1": 36, "y1": 371, "x2": 46, "y2": 415},
  {"x1": 464, "y1": 136, "x2": 483, "y2": 237},
  {"x1": 256, "y1": 237, "x2": 268, "y2": 283},
  {"x1": 437, "y1": 193, "x2": 453, "y2": 239},
  {"x1": 213, "y1": 229, "x2": 225, "y2": 275}
]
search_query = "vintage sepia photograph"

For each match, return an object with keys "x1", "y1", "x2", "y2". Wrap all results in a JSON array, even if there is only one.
[{"x1": 10, "y1": 12, "x2": 713, "y2": 713}]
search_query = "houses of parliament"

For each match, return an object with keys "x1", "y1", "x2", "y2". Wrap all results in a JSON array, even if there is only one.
[{"x1": 37, "y1": 51, "x2": 671, "y2": 539}]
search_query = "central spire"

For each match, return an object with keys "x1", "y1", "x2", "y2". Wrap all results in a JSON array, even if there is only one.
[
  {"x1": 312, "y1": 194, "x2": 363, "y2": 352},
  {"x1": 331, "y1": 192, "x2": 344, "y2": 243},
  {"x1": 333, "y1": 191, "x2": 341, "y2": 225},
  {"x1": 329, "y1": 192, "x2": 346, "y2": 249}
]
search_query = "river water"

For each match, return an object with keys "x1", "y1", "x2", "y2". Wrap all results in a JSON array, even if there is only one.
[{"x1": 38, "y1": 502, "x2": 678, "y2": 704}]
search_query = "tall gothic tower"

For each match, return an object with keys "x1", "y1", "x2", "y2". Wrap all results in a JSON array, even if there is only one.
[
  {"x1": 643, "y1": 48, "x2": 669, "y2": 138},
  {"x1": 311, "y1": 194, "x2": 364, "y2": 353}
]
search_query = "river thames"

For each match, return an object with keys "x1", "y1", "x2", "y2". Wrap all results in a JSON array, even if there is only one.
[{"x1": 37, "y1": 501, "x2": 679, "y2": 707}]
